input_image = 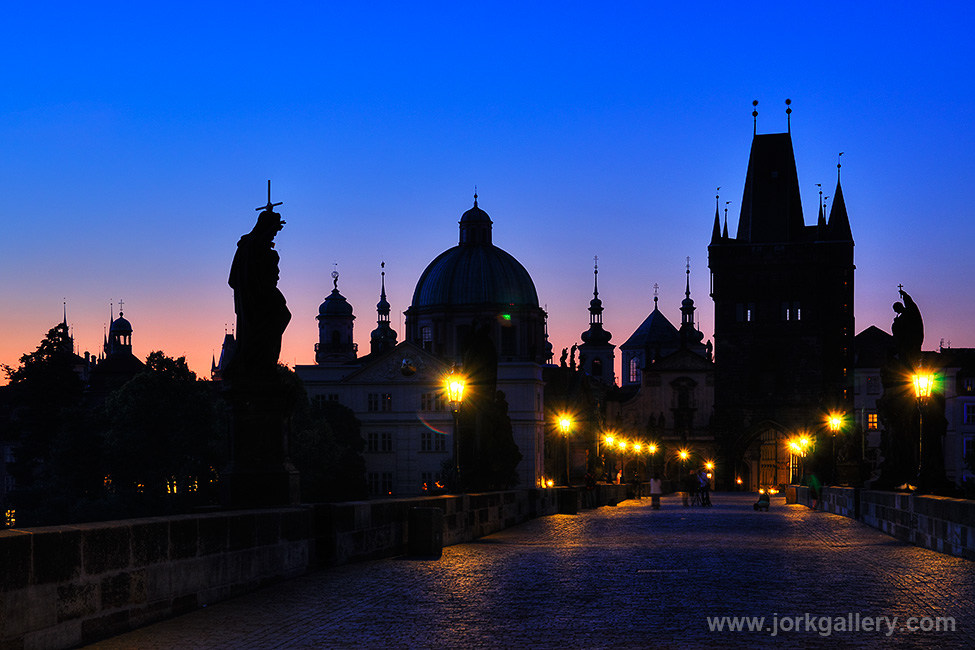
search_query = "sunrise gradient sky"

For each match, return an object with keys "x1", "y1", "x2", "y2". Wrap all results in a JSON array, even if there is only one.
[{"x1": 3, "y1": 2, "x2": 973, "y2": 383}]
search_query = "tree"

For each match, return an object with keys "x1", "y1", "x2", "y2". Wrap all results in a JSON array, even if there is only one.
[
  {"x1": 281, "y1": 366, "x2": 367, "y2": 502},
  {"x1": 101, "y1": 352, "x2": 223, "y2": 513},
  {"x1": 3, "y1": 323, "x2": 95, "y2": 526}
]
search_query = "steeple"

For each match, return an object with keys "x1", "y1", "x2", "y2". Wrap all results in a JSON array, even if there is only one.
[
  {"x1": 578, "y1": 256, "x2": 615, "y2": 384},
  {"x1": 827, "y1": 157, "x2": 853, "y2": 242},
  {"x1": 370, "y1": 262, "x2": 398, "y2": 354},
  {"x1": 710, "y1": 189, "x2": 721, "y2": 244}
]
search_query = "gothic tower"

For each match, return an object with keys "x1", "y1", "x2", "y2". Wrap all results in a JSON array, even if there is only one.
[{"x1": 708, "y1": 106, "x2": 855, "y2": 488}]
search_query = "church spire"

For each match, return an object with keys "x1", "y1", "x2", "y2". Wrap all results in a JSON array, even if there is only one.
[
  {"x1": 710, "y1": 188, "x2": 721, "y2": 244},
  {"x1": 578, "y1": 255, "x2": 614, "y2": 384},
  {"x1": 370, "y1": 261, "x2": 398, "y2": 354},
  {"x1": 827, "y1": 155, "x2": 853, "y2": 241}
]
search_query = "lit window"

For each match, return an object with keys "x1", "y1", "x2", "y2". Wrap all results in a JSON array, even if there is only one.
[
  {"x1": 628, "y1": 357, "x2": 641, "y2": 384},
  {"x1": 868, "y1": 413, "x2": 878, "y2": 430}
]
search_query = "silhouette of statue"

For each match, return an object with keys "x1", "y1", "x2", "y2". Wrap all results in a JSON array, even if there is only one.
[
  {"x1": 221, "y1": 184, "x2": 299, "y2": 507},
  {"x1": 227, "y1": 203, "x2": 291, "y2": 383},
  {"x1": 560, "y1": 348, "x2": 568, "y2": 368},
  {"x1": 892, "y1": 288, "x2": 923, "y2": 369},
  {"x1": 570, "y1": 344, "x2": 578, "y2": 370}
]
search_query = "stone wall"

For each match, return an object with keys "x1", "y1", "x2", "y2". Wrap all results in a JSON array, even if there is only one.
[
  {"x1": 0, "y1": 508, "x2": 312, "y2": 650},
  {"x1": 790, "y1": 485, "x2": 975, "y2": 562},
  {"x1": 0, "y1": 486, "x2": 615, "y2": 649}
]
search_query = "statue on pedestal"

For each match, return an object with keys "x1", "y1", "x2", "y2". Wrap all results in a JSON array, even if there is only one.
[{"x1": 221, "y1": 182, "x2": 300, "y2": 507}]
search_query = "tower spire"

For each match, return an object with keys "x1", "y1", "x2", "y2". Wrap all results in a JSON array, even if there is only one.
[
  {"x1": 752, "y1": 100, "x2": 759, "y2": 136},
  {"x1": 710, "y1": 187, "x2": 722, "y2": 243},
  {"x1": 785, "y1": 98, "x2": 792, "y2": 133},
  {"x1": 723, "y1": 201, "x2": 730, "y2": 238}
]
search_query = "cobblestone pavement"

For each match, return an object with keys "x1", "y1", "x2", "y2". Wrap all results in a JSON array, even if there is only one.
[{"x1": 84, "y1": 494, "x2": 975, "y2": 650}]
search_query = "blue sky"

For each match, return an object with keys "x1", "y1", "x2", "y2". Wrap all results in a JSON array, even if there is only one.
[{"x1": 2, "y1": 1, "x2": 973, "y2": 380}]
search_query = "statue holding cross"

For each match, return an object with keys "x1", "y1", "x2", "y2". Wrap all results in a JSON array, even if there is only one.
[{"x1": 226, "y1": 181, "x2": 292, "y2": 383}]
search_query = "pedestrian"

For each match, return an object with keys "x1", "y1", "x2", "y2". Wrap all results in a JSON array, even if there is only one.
[
  {"x1": 583, "y1": 471, "x2": 596, "y2": 508},
  {"x1": 808, "y1": 473, "x2": 822, "y2": 510},
  {"x1": 698, "y1": 469, "x2": 712, "y2": 507},
  {"x1": 650, "y1": 473, "x2": 662, "y2": 509}
]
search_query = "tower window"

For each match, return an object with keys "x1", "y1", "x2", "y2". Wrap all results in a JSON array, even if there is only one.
[
  {"x1": 592, "y1": 358, "x2": 603, "y2": 377},
  {"x1": 867, "y1": 412, "x2": 878, "y2": 430},
  {"x1": 628, "y1": 357, "x2": 641, "y2": 384},
  {"x1": 421, "y1": 325, "x2": 433, "y2": 351}
]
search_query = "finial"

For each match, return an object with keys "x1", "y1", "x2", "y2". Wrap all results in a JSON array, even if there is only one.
[
  {"x1": 110, "y1": 299, "x2": 114, "y2": 321},
  {"x1": 256, "y1": 179, "x2": 283, "y2": 213},
  {"x1": 685, "y1": 256, "x2": 691, "y2": 298},
  {"x1": 118, "y1": 298, "x2": 124, "y2": 318},
  {"x1": 331, "y1": 263, "x2": 339, "y2": 290},
  {"x1": 63, "y1": 298, "x2": 67, "y2": 325},
  {"x1": 473, "y1": 185, "x2": 478, "y2": 207},
  {"x1": 715, "y1": 187, "x2": 720, "y2": 211},
  {"x1": 593, "y1": 255, "x2": 599, "y2": 297},
  {"x1": 380, "y1": 261, "x2": 387, "y2": 295},
  {"x1": 752, "y1": 100, "x2": 759, "y2": 135},
  {"x1": 653, "y1": 282, "x2": 659, "y2": 307},
  {"x1": 837, "y1": 152, "x2": 844, "y2": 181},
  {"x1": 898, "y1": 283, "x2": 904, "y2": 293},
  {"x1": 785, "y1": 98, "x2": 792, "y2": 133}
]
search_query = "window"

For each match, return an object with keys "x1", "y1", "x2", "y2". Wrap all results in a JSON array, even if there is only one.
[
  {"x1": 421, "y1": 392, "x2": 446, "y2": 411},
  {"x1": 420, "y1": 472, "x2": 443, "y2": 492},
  {"x1": 592, "y1": 358, "x2": 603, "y2": 376},
  {"x1": 628, "y1": 357, "x2": 641, "y2": 384},
  {"x1": 367, "y1": 432, "x2": 393, "y2": 452},
  {"x1": 964, "y1": 404, "x2": 975, "y2": 425},
  {"x1": 368, "y1": 393, "x2": 392, "y2": 412},
  {"x1": 421, "y1": 430, "x2": 446, "y2": 452},
  {"x1": 421, "y1": 326, "x2": 433, "y2": 351},
  {"x1": 866, "y1": 376, "x2": 880, "y2": 395},
  {"x1": 367, "y1": 472, "x2": 393, "y2": 496},
  {"x1": 965, "y1": 378, "x2": 975, "y2": 393},
  {"x1": 867, "y1": 412, "x2": 878, "y2": 430},
  {"x1": 737, "y1": 302, "x2": 756, "y2": 323}
]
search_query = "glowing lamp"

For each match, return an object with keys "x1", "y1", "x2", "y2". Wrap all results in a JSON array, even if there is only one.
[{"x1": 913, "y1": 372, "x2": 934, "y2": 400}]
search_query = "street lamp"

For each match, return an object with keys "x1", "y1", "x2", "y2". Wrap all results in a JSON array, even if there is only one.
[
  {"x1": 648, "y1": 443, "x2": 658, "y2": 476},
  {"x1": 558, "y1": 415, "x2": 572, "y2": 486},
  {"x1": 445, "y1": 370, "x2": 466, "y2": 492},
  {"x1": 828, "y1": 412, "x2": 843, "y2": 485},
  {"x1": 912, "y1": 369, "x2": 934, "y2": 489}
]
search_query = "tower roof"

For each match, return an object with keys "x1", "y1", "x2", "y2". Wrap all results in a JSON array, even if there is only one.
[
  {"x1": 736, "y1": 132, "x2": 805, "y2": 243},
  {"x1": 828, "y1": 178, "x2": 853, "y2": 242},
  {"x1": 411, "y1": 197, "x2": 538, "y2": 310}
]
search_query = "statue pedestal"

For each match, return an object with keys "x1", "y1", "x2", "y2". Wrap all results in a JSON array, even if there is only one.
[{"x1": 221, "y1": 379, "x2": 300, "y2": 508}]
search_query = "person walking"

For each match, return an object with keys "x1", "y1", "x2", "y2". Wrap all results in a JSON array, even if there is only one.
[{"x1": 650, "y1": 473, "x2": 662, "y2": 509}]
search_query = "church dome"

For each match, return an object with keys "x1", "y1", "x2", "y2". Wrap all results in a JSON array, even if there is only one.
[
  {"x1": 110, "y1": 314, "x2": 132, "y2": 333},
  {"x1": 411, "y1": 245, "x2": 539, "y2": 309},
  {"x1": 411, "y1": 197, "x2": 539, "y2": 309},
  {"x1": 319, "y1": 289, "x2": 354, "y2": 317}
]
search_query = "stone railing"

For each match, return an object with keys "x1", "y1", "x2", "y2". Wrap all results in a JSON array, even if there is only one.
[
  {"x1": 0, "y1": 486, "x2": 622, "y2": 649},
  {"x1": 789, "y1": 485, "x2": 974, "y2": 561}
]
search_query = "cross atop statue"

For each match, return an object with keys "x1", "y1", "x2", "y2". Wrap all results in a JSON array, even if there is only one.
[{"x1": 256, "y1": 179, "x2": 284, "y2": 214}]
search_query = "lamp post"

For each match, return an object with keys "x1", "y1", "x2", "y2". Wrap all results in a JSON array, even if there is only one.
[
  {"x1": 828, "y1": 413, "x2": 842, "y2": 485},
  {"x1": 648, "y1": 443, "x2": 658, "y2": 477},
  {"x1": 558, "y1": 416, "x2": 572, "y2": 486},
  {"x1": 912, "y1": 370, "x2": 934, "y2": 489},
  {"x1": 446, "y1": 371, "x2": 466, "y2": 492},
  {"x1": 618, "y1": 440, "x2": 628, "y2": 483}
]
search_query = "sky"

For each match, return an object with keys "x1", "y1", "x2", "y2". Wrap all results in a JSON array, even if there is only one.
[{"x1": 2, "y1": 1, "x2": 974, "y2": 383}]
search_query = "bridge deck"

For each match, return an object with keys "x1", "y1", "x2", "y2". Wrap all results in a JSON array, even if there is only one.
[{"x1": 83, "y1": 493, "x2": 974, "y2": 649}]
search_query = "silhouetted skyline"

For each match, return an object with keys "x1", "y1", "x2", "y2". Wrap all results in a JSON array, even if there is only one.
[{"x1": 3, "y1": 3, "x2": 973, "y2": 382}]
